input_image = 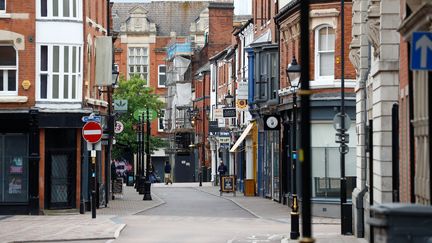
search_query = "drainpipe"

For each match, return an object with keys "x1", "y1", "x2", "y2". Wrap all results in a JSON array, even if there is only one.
[{"x1": 355, "y1": 43, "x2": 371, "y2": 238}]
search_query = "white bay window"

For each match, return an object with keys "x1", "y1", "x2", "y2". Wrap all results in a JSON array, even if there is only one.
[
  {"x1": 38, "y1": 0, "x2": 82, "y2": 20},
  {"x1": 38, "y1": 44, "x2": 81, "y2": 101}
]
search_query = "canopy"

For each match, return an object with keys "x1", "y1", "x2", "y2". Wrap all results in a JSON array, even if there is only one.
[{"x1": 229, "y1": 123, "x2": 254, "y2": 153}]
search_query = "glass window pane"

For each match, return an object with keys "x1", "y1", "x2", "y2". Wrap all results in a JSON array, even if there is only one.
[
  {"x1": 0, "y1": 46, "x2": 16, "y2": 66},
  {"x1": 64, "y1": 46, "x2": 69, "y2": 72},
  {"x1": 8, "y1": 70, "x2": 16, "y2": 91},
  {"x1": 78, "y1": 47, "x2": 81, "y2": 72},
  {"x1": 53, "y1": 46, "x2": 59, "y2": 72},
  {"x1": 0, "y1": 0, "x2": 5, "y2": 10},
  {"x1": 72, "y1": 0, "x2": 77, "y2": 17},
  {"x1": 142, "y1": 57, "x2": 148, "y2": 65},
  {"x1": 319, "y1": 27, "x2": 327, "y2": 51},
  {"x1": 0, "y1": 71, "x2": 3, "y2": 91},
  {"x1": 64, "y1": 75, "x2": 68, "y2": 98},
  {"x1": 41, "y1": 0, "x2": 48, "y2": 16},
  {"x1": 159, "y1": 65, "x2": 166, "y2": 73},
  {"x1": 129, "y1": 66, "x2": 134, "y2": 73},
  {"x1": 53, "y1": 75, "x2": 59, "y2": 98},
  {"x1": 41, "y1": 46, "x2": 48, "y2": 71},
  {"x1": 159, "y1": 74, "x2": 166, "y2": 86},
  {"x1": 72, "y1": 46, "x2": 76, "y2": 72},
  {"x1": 53, "y1": 0, "x2": 59, "y2": 17},
  {"x1": 40, "y1": 74, "x2": 48, "y2": 99},
  {"x1": 72, "y1": 75, "x2": 76, "y2": 98},
  {"x1": 129, "y1": 57, "x2": 133, "y2": 65},
  {"x1": 320, "y1": 53, "x2": 334, "y2": 76},
  {"x1": 143, "y1": 66, "x2": 147, "y2": 72},
  {"x1": 136, "y1": 66, "x2": 141, "y2": 73},
  {"x1": 327, "y1": 32, "x2": 335, "y2": 50},
  {"x1": 63, "y1": 0, "x2": 70, "y2": 17}
]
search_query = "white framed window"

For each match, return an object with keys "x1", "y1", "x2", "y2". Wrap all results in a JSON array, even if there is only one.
[
  {"x1": 0, "y1": 0, "x2": 6, "y2": 12},
  {"x1": 37, "y1": 44, "x2": 82, "y2": 101},
  {"x1": 128, "y1": 47, "x2": 148, "y2": 84},
  {"x1": 315, "y1": 25, "x2": 335, "y2": 79},
  {"x1": 0, "y1": 46, "x2": 18, "y2": 95},
  {"x1": 158, "y1": 109, "x2": 165, "y2": 132},
  {"x1": 158, "y1": 65, "x2": 166, "y2": 87},
  {"x1": 38, "y1": 0, "x2": 82, "y2": 20}
]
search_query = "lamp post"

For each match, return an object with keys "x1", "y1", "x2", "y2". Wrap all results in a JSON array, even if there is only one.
[
  {"x1": 143, "y1": 106, "x2": 152, "y2": 200},
  {"x1": 225, "y1": 92, "x2": 234, "y2": 176},
  {"x1": 286, "y1": 56, "x2": 301, "y2": 240}
]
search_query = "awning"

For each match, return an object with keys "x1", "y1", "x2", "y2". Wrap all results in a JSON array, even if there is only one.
[{"x1": 230, "y1": 123, "x2": 254, "y2": 153}]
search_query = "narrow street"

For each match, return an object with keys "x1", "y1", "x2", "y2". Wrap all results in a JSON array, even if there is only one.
[{"x1": 114, "y1": 186, "x2": 290, "y2": 243}]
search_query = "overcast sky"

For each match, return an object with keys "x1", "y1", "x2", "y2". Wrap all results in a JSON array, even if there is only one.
[{"x1": 111, "y1": 0, "x2": 251, "y2": 15}]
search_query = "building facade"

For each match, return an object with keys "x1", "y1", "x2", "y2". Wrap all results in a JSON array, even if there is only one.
[{"x1": 0, "y1": 0, "x2": 112, "y2": 214}]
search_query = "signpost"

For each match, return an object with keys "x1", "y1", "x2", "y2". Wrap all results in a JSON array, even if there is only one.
[
  {"x1": 82, "y1": 121, "x2": 102, "y2": 219},
  {"x1": 411, "y1": 32, "x2": 432, "y2": 70}
]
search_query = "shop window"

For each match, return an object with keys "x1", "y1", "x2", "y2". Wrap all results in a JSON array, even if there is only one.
[
  {"x1": 128, "y1": 47, "x2": 148, "y2": 84},
  {"x1": 158, "y1": 65, "x2": 166, "y2": 87},
  {"x1": 38, "y1": 44, "x2": 82, "y2": 101},
  {"x1": 39, "y1": 0, "x2": 80, "y2": 19},
  {"x1": 0, "y1": 46, "x2": 17, "y2": 95},
  {"x1": 0, "y1": 134, "x2": 29, "y2": 203},
  {"x1": 315, "y1": 25, "x2": 335, "y2": 79}
]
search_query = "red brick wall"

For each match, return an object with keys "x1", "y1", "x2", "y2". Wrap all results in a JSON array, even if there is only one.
[
  {"x1": 208, "y1": 5, "x2": 234, "y2": 57},
  {"x1": 0, "y1": 1, "x2": 36, "y2": 109},
  {"x1": 252, "y1": 0, "x2": 277, "y2": 44}
]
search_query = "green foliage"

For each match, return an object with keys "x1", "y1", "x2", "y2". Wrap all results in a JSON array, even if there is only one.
[{"x1": 112, "y1": 75, "x2": 167, "y2": 159}]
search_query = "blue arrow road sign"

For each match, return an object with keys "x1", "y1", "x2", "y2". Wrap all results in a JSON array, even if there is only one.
[
  {"x1": 82, "y1": 115, "x2": 102, "y2": 123},
  {"x1": 411, "y1": 32, "x2": 432, "y2": 70}
]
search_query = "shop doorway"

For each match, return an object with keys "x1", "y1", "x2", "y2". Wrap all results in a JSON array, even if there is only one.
[{"x1": 45, "y1": 129, "x2": 76, "y2": 209}]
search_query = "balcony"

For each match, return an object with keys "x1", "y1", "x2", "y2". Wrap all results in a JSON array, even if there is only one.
[{"x1": 167, "y1": 42, "x2": 193, "y2": 60}]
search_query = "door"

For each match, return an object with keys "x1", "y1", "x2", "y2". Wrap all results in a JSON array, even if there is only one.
[{"x1": 45, "y1": 129, "x2": 76, "y2": 209}]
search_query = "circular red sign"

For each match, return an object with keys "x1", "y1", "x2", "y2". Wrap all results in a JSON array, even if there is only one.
[{"x1": 82, "y1": 121, "x2": 103, "y2": 143}]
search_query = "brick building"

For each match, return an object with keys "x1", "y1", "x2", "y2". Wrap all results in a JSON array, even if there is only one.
[{"x1": 0, "y1": 0, "x2": 112, "y2": 214}]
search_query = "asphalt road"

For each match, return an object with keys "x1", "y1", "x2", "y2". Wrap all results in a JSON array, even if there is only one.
[{"x1": 112, "y1": 187, "x2": 291, "y2": 243}]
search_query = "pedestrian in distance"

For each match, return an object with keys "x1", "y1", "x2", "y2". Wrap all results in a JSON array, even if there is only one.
[
  {"x1": 164, "y1": 161, "x2": 173, "y2": 185},
  {"x1": 217, "y1": 161, "x2": 227, "y2": 191}
]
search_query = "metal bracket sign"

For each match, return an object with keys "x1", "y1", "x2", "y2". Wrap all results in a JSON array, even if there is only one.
[
  {"x1": 411, "y1": 32, "x2": 432, "y2": 70},
  {"x1": 114, "y1": 99, "x2": 128, "y2": 113}
]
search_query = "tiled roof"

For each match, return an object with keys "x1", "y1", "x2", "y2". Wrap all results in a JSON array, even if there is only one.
[{"x1": 112, "y1": 1, "x2": 209, "y2": 36}]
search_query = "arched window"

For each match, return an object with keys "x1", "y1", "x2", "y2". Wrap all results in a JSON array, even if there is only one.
[
  {"x1": 0, "y1": 46, "x2": 17, "y2": 95},
  {"x1": 315, "y1": 25, "x2": 335, "y2": 79}
]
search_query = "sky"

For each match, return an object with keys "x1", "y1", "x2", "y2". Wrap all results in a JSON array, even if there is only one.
[{"x1": 111, "y1": 0, "x2": 252, "y2": 15}]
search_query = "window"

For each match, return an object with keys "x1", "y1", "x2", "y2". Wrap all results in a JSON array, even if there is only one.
[
  {"x1": 38, "y1": 45, "x2": 82, "y2": 100},
  {"x1": 0, "y1": 134, "x2": 29, "y2": 203},
  {"x1": 158, "y1": 110, "x2": 165, "y2": 132},
  {"x1": 315, "y1": 25, "x2": 335, "y2": 78},
  {"x1": 0, "y1": 46, "x2": 17, "y2": 95},
  {"x1": 0, "y1": 0, "x2": 6, "y2": 12},
  {"x1": 39, "y1": 0, "x2": 80, "y2": 19},
  {"x1": 128, "y1": 47, "x2": 148, "y2": 84},
  {"x1": 158, "y1": 65, "x2": 166, "y2": 87}
]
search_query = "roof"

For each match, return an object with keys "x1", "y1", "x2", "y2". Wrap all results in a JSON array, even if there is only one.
[{"x1": 112, "y1": 2, "x2": 209, "y2": 36}]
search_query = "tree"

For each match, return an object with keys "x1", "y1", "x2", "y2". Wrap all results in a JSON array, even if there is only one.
[{"x1": 112, "y1": 75, "x2": 167, "y2": 159}]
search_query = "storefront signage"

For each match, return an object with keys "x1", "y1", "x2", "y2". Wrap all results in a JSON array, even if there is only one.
[
  {"x1": 213, "y1": 108, "x2": 223, "y2": 119},
  {"x1": 221, "y1": 175, "x2": 236, "y2": 193},
  {"x1": 223, "y1": 108, "x2": 236, "y2": 118},
  {"x1": 218, "y1": 137, "x2": 231, "y2": 144},
  {"x1": 237, "y1": 82, "x2": 248, "y2": 100},
  {"x1": 114, "y1": 100, "x2": 128, "y2": 113}
]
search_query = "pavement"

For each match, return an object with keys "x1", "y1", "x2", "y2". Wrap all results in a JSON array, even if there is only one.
[{"x1": 0, "y1": 182, "x2": 369, "y2": 243}]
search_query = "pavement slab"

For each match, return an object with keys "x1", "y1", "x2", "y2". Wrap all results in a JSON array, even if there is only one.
[{"x1": 0, "y1": 215, "x2": 125, "y2": 243}]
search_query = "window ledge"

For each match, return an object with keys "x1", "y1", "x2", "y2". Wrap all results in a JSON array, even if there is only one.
[
  {"x1": 86, "y1": 98, "x2": 108, "y2": 107},
  {"x1": 0, "y1": 13, "x2": 12, "y2": 19},
  {"x1": 0, "y1": 96, "x2": 28, "y2": 103}
]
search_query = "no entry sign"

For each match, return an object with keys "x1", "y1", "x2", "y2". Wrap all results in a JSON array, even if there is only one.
[{"x1": 82, "y1": 121, "x2": 103, "y2": 144}]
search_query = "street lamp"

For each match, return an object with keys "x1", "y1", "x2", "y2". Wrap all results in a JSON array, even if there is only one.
[
  {"x1": 286, "y1": 56, "x2": 301, "y2": 240},
  {"x1": 225, "y1": 91, "x2": 234, "y2": 107}
]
